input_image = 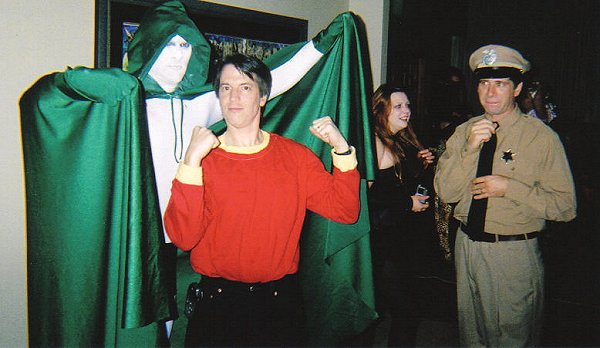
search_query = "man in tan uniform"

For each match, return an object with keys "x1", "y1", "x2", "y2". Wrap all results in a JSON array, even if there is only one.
[{"x1": 434, "y1": 44, "x2": 576, "y2": 347}]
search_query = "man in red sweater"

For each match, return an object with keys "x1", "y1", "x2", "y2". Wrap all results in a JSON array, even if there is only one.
[{"x1": 164, "y1": 53, "x2": 360, "y2": 346}]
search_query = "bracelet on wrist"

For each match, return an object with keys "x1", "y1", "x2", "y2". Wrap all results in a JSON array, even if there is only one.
[{"x1": 334, "y1": 147, "x2": 353, "y2": 156}]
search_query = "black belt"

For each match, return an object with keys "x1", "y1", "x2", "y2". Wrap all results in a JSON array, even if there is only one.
[
  {"x1": 201, "y1": 274, "x2": 297, "y2": 294},
  {"x1": 460, "y1": 223, "x2": 539, "y2": 243}
]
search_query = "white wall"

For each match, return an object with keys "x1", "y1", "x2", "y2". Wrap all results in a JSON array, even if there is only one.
[
  {"x1": 350, "y1": 0, "x2": 389, "y2": 86},
  {"x1": 1, "y1": 2, "x2": 95, "y2": 346},
  {"x1": 0, "y1": 1, "x2": 386, "y2": 345}
]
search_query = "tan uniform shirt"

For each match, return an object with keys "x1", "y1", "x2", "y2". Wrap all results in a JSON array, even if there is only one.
[{"x1": 434, "y1": 106, "x2": 576, "y2": 235}]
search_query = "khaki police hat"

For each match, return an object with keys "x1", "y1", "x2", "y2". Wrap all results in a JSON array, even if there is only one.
[{"x1": 469, "y1": 44, "x2": 530, "y2": 73}]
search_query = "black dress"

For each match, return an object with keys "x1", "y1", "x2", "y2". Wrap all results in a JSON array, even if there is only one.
[{"x1": 367, "y1": 145, "x2": 438, "y2": 346}]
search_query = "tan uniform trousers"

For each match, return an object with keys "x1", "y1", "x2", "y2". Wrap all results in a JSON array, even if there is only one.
[{"x1": 455, "y1": 228, "x2": 544, "y2": 347}]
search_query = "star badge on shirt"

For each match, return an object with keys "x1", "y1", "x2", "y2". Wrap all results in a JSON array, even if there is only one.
[{"x1": 501, "y1": 149, "x2": 516, "y2": 163}]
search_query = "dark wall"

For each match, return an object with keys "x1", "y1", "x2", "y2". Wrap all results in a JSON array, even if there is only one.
[
  {"x1": 387, "y1": 0, "x2": 600, "y2": 126},
  {"x1": 386, "y1": 0, "x2": 470, "y2": 142},
  {"x1": 386, "y1": 2, "x2": 600, "y2": 345},
  {"x1": 465, "y1": 0, "x2": 600, "y2": 126},
  {"x1": 388, "y1": 0, "x2": 468, "y2": 69}
]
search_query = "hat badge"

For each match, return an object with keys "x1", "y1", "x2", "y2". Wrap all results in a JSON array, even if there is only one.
[{"x1": 482, "y1": 49, "x2": 497, "y2": 66}]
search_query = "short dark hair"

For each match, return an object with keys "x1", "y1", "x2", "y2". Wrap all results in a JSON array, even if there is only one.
[{"x1": 212, "y1": 53, "x2": 272, "y2": 99}]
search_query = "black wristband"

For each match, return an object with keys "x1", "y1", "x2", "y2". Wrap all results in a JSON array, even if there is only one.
[{"x1": 334, "y1": 147, "x2": 353, "y2": 156}]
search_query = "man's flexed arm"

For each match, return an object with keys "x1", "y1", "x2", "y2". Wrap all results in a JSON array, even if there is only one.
[{"x1": 184, "y1": 126, "x2": 220, "y2": 167}]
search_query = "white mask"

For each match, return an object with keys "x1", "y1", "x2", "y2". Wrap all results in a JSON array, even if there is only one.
[{"x1": 148, "y1": 35, "x2": 192, "y2": 93}]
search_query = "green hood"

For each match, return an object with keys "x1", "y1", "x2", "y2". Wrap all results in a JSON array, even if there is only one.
[{"x1": 126, "y1": 0, "x2": 212, "y2": 98}]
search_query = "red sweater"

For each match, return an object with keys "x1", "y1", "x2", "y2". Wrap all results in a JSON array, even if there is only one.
[{"x1": 164, "y1": 133, "x2": 360, "y2": 283}]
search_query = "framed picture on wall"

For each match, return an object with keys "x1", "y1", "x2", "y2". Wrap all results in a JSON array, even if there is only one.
[{"x1": 95, "y1": 0, "x2": 308, "y2": 68}]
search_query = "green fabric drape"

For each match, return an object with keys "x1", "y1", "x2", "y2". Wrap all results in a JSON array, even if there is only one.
[
  {"x1": 265, "y1": 13, "x2": 377, "y2": 344},
  {"x1": 20, "y1": 67, "x2": 172, "y2": 347}
]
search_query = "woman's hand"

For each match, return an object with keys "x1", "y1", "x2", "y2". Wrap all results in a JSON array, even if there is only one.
[
  {"x1": 411, "y1": 195, "x2": 430, "y2": 213},
  {"x1": 417, "y1": 148, "x2": 435, "y2": 167}
]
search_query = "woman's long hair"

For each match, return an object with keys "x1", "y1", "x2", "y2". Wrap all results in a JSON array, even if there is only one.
[{"x1": 371, "y1": 84, "x2": 423, "y2": 163}]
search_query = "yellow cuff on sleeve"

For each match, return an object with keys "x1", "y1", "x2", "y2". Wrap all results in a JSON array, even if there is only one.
[
  {"x1": 331, "y1": 146, "x2": 358, "y2": 172},
  {"x1": 175, "y1": 163, "x2": 204, "y2": 185}
]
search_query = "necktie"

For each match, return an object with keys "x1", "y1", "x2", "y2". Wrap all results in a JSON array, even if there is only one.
[{"x1": 466, "y1": 124, "x2": 498, "y2": 236}]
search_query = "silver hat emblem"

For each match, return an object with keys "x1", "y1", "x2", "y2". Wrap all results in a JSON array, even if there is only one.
[{"x1": 482, "y1": 49, "x2": 497, "y2": 66}]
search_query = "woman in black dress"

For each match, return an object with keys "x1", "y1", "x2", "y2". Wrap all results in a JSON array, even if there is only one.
[{"x1": 368, "y1": 84, "x2": 436, "y2": 346}]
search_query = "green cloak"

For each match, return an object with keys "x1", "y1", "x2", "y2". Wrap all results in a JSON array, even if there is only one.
[{"x1": 20, "y1": 67, "x2": 172, "y2": 347}]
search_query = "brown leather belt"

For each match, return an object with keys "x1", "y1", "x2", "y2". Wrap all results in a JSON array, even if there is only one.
[{"x1": 460, "y1": 223, "x2": 539, "y2": 243}]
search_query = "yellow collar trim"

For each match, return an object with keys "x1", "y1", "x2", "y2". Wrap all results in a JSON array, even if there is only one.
[{"x1": 218, "y1": 130, "x2": 270, "y2": 154}]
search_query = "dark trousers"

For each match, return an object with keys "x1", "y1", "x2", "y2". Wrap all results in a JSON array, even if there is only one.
[
  {"x1": 377, "y1": 259, "x2": 420, "y2": 347},
  {"x1": 368, "y1": 223, "x2": 435, "y2": 347},
  {"x1": 185, "y1": 274, "x2": 306, "y2": 347}
]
